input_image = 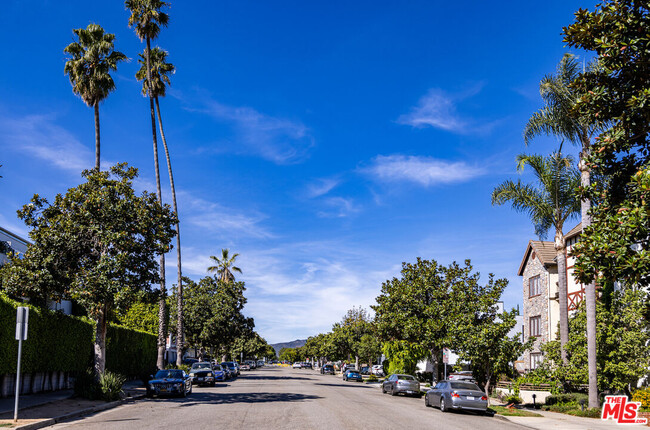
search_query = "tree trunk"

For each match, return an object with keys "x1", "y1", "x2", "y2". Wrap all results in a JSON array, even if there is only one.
[
  {"x1": 580, "y1": 143, "x2": 598, "y2": 409},
  {"x1": 145, "y1": 37, "x2": 167, "y2": 371},
  {"x1": 93, "y1": 103, "x2": 100, "y2": 171},
  {"x1": 154, "y1": 97, "x2": 184, "y2": 367},
  {"x1": 555, "y1": 230, "x2": 569, "y2": 365},
  {"x1": 93, "y1": 304, "x2": 107, "y2": 377},
  {"x1": 484, "y1": 372, "x2": 492, "y2": 398},
  {"x1": 355, "y1": 355, "x2": 359, "y2": 371}
]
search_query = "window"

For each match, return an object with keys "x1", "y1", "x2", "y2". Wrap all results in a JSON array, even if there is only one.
[
  {"x1": 530, "y1": 315, "x2": 541, "y2": 337},
  {"x1": 529, "y1": 275, "x2": 541, "y2": 297},
  {"x1": 530, "y1": 353, "x2": 543, "y2": 370}
]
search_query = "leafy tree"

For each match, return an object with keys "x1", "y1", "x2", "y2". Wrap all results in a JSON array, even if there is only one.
[
  {"x1": 126, "y1": 0, "x2": 170, "y2": 370},
  {"x1": 358, "y1": 333, "x2": 382, "y2": 367},
  {"x1": 492, "y1": 152, "x2": 580, "y2": 363},
  {"x1": 455, "y1": 307, "x2": 531, "y2": 394},
  {"x1": 330, "y1": 307, "x2": 373, "y2": 369},
  {"x1": 135, "y1": 46, "x2": 185, "y2": 366},
  {"x1": 373, "y1": 258, "x2": 508, "y2": 381},
  {"x1": 207, "y1": 249, "x2": 242, "y2": 283},
  {"x1": 231, "y1": 331, "x2": 274, "y2": 361},
  {"x1": 114, "y1": 291, "x2": 161, "y2": 335},
  {"x1": 64, "y1": 24, "x2": 127, "y2": 171},
  {"x1": 0, "y1": 164, "x2": 175, "y2": 375},
  {"x1": 563, "y1": 1, "x2": 650, "y2": 407},
  {"x1": 279, "y1": 347, "x2": 301, "y2": 362},
  {"x1": 382, "y1": 341, "x2": 427, "y2": 375},
  {"x1": 542, "y1": 286, "x2": 650, "y2": 396}
]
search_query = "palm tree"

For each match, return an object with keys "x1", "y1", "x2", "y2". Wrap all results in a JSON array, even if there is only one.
[
  {"x1": 64, "y1": 24, "x2": 127, "y2": 171},
  {"x1": 136, "y1": 47, "x2": 185, "y2": 366},
  {"x1": 493, "y1": 153, "x2": 580, "y2": 364},
  {"x1": 524, "y1": 53, "x2": 602, "y2": 408},
  {"x1": 208, "y1": 249, "x2": 242, "y2": 283},
  {"x1": 126, "y1": 0, "x2": 170, "y2": 370}
]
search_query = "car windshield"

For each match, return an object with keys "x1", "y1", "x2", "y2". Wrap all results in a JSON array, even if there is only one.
[
  {"x1": 450, "y1": 382, "x2": 482, "y2": 391},
  {"x1": 191, "y1": 363, "x2": 211, "y2": 370},
  {"x1": 154, "y1": 370, "x2": 183, "y2": 379},
  {"x1": 397, "y1": 375, "x2": 415, "y2": 381}
]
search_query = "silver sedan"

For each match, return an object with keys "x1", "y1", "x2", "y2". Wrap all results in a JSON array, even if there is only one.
[
  {"x1": 424, "y1": 380, "x2": 488, "y2": 413},
  {"x1": 381, "y1": 374, "x2": 421, "y2": 397}
]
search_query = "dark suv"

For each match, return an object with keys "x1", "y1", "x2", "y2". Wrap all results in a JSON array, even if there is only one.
[{"x1": 321, "y1": 364, "x2": 335, "y2": 375}]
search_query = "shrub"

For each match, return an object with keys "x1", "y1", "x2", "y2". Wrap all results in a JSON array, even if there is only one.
[
  {"x1": 165, "y1": 363, "x2": 190, "y2": 373},
  {"x1": 105, "y1": 324, "x2": 157, "y2": 378},
  {"x1": 99, "y1": 371, "x2": 126, "y2": 401},
  {"x1": 416, "y1": 371, "x2": 433, "y2": 383},
  {"x1": 633, "y1": 387, "x2": 650, "y2": 409},
  {"x1": 503, "y1": 393, "x2": 522, "y2": 404},
  {"x1": 545, "y1": 393, "x2": 588, "y2": 407},
  {"x1": 366, "y1": 374, "x2": 378, "y2": 382},
  {"x1": 74, "y1": 368, "x2": 100, "y2": 400}
]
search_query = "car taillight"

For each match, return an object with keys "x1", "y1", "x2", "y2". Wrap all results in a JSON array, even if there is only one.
[
  {"x1": 481, "y1": 396, "x2": 487, "y2": 401},
  {"x1": 451, "y1": 392, "x2": 460, "y2": 398}
]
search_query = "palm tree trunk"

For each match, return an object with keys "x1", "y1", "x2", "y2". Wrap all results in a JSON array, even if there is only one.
[
  {"x1": 145, "y1": 37, "x2": 167, "y2": 370},
  {"x1": 579, "y1": 140, "x2": 598, "y2": 409},
  {"x1": 555, "y1": 231, "x2": 569, "y2": 365},
  {"x1": 93, "y1": 103, "x2": 100, "y2": 171},
  {"x1": 154, "y1": 97, "x2": 184, "y2": 366}
]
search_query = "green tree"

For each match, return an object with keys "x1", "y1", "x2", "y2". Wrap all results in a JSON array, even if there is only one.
[
  {"x1": 63, "y1": 24, "x2": 127, "y2": 171},
  {"x1": 207, "y1": 249, "x2": 242, "y2": 283},
  {"x1": 358, "y1": 333, "x2": 382, "y2": 366},
  {"x1": 331, "y1": 306, "x2": 373, "y2": 369},
  {"x1": 0, "y1": 164, "x2": 176, "y2": 375},
  {"x1": 279, "y1": 347, "x2": 300, "y2": 363},
  {"x1": 373, "y1": 258, "x2": 508, "y2": 381},
  {"x1": 492, "y1": 152, "x2": 580, "y2": 363},
  {"x1": 382, "y1": 340, "x2": 427, "y2": 375},
  {"x1": 114, "y1": 291, "x2": 160, "y2": 335},
  {"x1": 126, "y1": 0, "x2": 170, "y2": 370},
  {"x1": 523, "y1": 52, "x2": 603, "y2": 407},
  {"x1": 135, "y1": 46, "x2": 185, "y2": 367}
]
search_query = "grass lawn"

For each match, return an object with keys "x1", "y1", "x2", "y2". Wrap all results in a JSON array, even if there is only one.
[{"x1": 490, "y1": 406, "x2": 543, "y2": 417}]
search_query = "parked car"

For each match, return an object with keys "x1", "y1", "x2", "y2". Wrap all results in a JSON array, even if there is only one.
[
  {"x1": 343, "y1": 369, "x2": 363, "y2": 382},
  {"x1": 147, "y1": 369, "x2": 192, "y2": 397},
  {"x1": 360, "y1": 366, "x2": 371, "y2": 375},
  {"x1": 189, "y1": 362, "x2": 216, "y2": 386},
  {"x1": 240, "y1": 363, "x2": 251, "y2": 371},
  {"x1": 321, "y1": 364, "x2": 335, "y2": 375},
  {"x1": 341, "y1": 363, "x2": 355, "y2": 373},
  {"x1": 424, "y1": 380, "x2": 488, "y2": 413},
  {"x1": 448, "y1": 371, "x2": 475, "y2": 382},
  {"x1": 221, "y1": 361, "x2": 240, "y2": 376},
  {"x1": 212, "y1": 364, "x2": 226, "y2": 382},
  {"x1": 246, "y1": 360, "x2": 257, "y2": 369},
  {"x1": 182, "y1": 358, "x2": 199, "y2": 366},
  {"x1": 371, "y1": 365, "x2": 384, "y2": 376},
  {"x1": 257, "y1": 360, "x2": 265, "y2": 367},
  {"x1": 302, "y1": 362, "x2": 312, "y2": 369},
  {"x1": 292, "y1": 362, "x2": 302, "y2": 369},
  {"x1": 382, "y1": 374, "x2": 421, "y2": 397}
]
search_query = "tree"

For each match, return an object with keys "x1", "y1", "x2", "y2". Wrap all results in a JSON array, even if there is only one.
[
  {"x1": 279, "y1": 347, "x2": 301, "y2": 363},
  {"x1": 114, "y1": 291, "x2": 161, "y2": 335},
  {"x1": 207, "y1": 249, "x2": 242, "y2": 283},
  {"x1": 330, "y1": 307, "x2": 373, "y2": 369},
  {"x1": 135, "y1": 46, "x2": 185, "y2": 366},
  {"x1": 523, "y1": 52, "x2": 603, "y2": 407},
  {"x1": 373, "y1": 258, "x2": 509, "y2": 381},
  {"x1": 63, "y1": 24, "x2": 127, "y2": 171},
  {"x1": 492, "y1": 153, "x2": 580, "y2": 363},
  {"x1": 125, "y1": 0, "x2": 170, "y2": 370},
  {"x1": 358, "y1": 333, "x2": 382, "y2": 367},
  {"x1": 0, "y1": 164, "x2": 175, "y2": 375}
]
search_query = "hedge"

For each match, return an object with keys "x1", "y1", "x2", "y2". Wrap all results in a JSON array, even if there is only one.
[{"x1": 1, "y1": 294, "x2": 157, "y2": 378}]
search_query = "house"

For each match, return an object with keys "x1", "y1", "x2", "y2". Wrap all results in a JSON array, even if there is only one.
[
  {"x1": 519, "y1": 223, "x2": 583, "y2": 371},
  {"x1": 0, "y1": 225, "x2": 72, "y2": 315}
]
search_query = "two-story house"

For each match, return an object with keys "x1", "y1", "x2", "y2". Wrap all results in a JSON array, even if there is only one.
[{"x1": 519, "y1": 223, "x2": 584, "y2": 371}]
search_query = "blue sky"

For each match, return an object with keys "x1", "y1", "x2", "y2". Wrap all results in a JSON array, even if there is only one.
[{"x1": 0, "y1": 1, "x2": 593, "y2": 344}]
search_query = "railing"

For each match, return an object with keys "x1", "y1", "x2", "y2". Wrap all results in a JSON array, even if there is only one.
[
  {"x1": 496, "y1": 381, "x2": 551, "y2": 391},
  {"x1": 568, "y1": 289, "x2": 585, "y2": 311}
]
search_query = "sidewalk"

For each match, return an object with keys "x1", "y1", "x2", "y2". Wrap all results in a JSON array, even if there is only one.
[
  {"x1": 497, "y1": 407, "x2": 647, "y2": 429},
  {"x1": 0, "y1": 380, "x2": 146, "y2": 429}
]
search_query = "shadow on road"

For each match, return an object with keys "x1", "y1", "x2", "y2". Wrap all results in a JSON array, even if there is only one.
[
  {"x1": 147, "y1": 391, "x2": 322, "y2": 407},
  {"x1": 238, "y1": 375, "x2": 313, "y2": 381},
  {"x1": 314, "y1": 383, "x2": 370, "y2": 389}
]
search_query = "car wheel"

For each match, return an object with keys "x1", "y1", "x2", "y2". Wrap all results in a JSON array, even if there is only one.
[
  {"x1": 211, "y1": 380, "x2": 215, "y2": 387},
  {"x1": 390, "y1": 386, "x2": 397, "y2": 396},
  {"x1": 382, "y1": 385, "x2": 386, "y2": 394},
  {"x1": 425, "y1": 395, "x2": 430, "y2": 407},
  {"x1": 188, "y1": 383, "x2": 192, "y2": 395},
  {"x1": 440, "y1": 398, "x2": 447, "y2": 412},
  {"x1": 146, "y1": 389, "x2": 153, "y2": 398}
]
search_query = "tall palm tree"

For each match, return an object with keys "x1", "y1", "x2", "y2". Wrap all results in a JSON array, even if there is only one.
[
  {"x1": 136, "y1": 47, "x2": 185, "y2": 366},
  {"x1": 208, "y1": 249, "x2": 242, "y2": 283},
  {"x1": 524, "y1": 53, "x2": 602, "y2": 407},
  {"x1": 493, "y1": 153, "x2": 580, "y2": 363},
  {"x1": 64, "y1": 24, "x2": 127, "y2": 171},
  {"x1": 126, "y1": 0, "x2": 170, "y2": 370}
]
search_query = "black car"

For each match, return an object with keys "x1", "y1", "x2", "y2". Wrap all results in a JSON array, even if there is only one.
[
  {"x1": 189, "y1": 362, "x2": 216, "y2": 386},
  {"x1": 147, "y1": 369, "x2": 192, "y2": 397},
  {"x1": 302, "y1": 362, "x2": 312, "y2": 369},
  {"x1": 321, "y1": 364, "x2": 335, "y2": 375}
]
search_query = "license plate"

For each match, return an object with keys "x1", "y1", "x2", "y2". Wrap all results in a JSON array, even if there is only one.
[
  {"x1": 198, "y1": 377, "x2": 203, "y2": 381},
  {"x1": 467, "y1": 396, "x2": 474, "y2": 400},
  {"x1": 160, "y1": 388, "x2": 167, "y2": 392}
]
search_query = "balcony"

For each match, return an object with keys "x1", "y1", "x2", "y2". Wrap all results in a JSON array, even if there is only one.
[{"x1": 568, "y1": 289, "x2": 585, "y2": 311}]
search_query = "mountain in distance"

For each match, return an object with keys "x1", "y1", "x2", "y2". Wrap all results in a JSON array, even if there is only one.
[{"x1": 270, "y1": 339, "x2": 306, "y2": 356}]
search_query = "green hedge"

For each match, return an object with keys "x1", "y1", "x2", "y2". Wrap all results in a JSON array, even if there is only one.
[
  {"x1": 105, "y1": 323, "x2": 157, "y2": 378},
  {"x1": 1, "y1": 294, "x2": 157, "y2": 378},
  {"x1": 0, "y1": 294, "x2": 92, "y2": 374}
]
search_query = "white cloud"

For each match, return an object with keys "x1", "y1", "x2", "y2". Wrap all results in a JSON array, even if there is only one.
[
  {"x1": 317, "y1": 197, "x2": 360, "y2": 218},
  {"x1": 305, "y1": 177, "x2": 340, "y2": 198},
  {"x1": 0, "y1": 114, "x2": 93, "y2": 172},
  {"x1": 182, "y1": 93, "x2": 315, "y2": 165},
  {"x1": 361, "y1": 154, "x2": 484, "y2": 187}
]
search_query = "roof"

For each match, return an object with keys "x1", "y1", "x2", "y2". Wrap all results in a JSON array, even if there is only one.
[
  {"x1": 0, "y1": 225, "x2": 30, "y2": 246},
  {"x1": 565, "y1": 222, "x2": 582, "y2": 240},
  {"x1": 517, "y1": 240, "x2": 557, "y2": 276}
]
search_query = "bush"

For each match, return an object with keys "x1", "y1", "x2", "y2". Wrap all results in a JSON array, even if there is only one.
[
  {"x1": 503, "y1": 393, "x2": 523, "y2": 404},
  {"x1": 165, "y1": 363, "x2": 190, "y2": 373},
  {"x1": 366, "y1": 374, "x2": 378, "y2": 382},
  {"x1": 416, "y1": 371, "x2": 433, "y2": 383},
  {"x1": 105, "y1": 324, "x2": 157, "y2": 378},
  {"x1": 99, "y1": 371, "x2": 126, "y2": 401},
  {"x1": 74, "y1": 368, "x2": 100, "y2": 400},
  {"x1": 633, "y1": 387, "x2": 650, "y2": 409},
  {"x1": 545, "y1": 393, "x2": 588, "y2": 407}
]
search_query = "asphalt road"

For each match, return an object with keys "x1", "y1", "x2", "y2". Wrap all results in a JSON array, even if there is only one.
[{"x1": 49, "y1": 366, "x2": 525, "y2": 430}]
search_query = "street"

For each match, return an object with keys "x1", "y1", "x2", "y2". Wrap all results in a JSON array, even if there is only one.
[{"x1": 49, "y1": 366, "x2": 524, "y2": 429}]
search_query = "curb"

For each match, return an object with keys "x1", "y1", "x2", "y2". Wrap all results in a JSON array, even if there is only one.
[
  {"x1": 12, "y1": 393, "x2": 145, "y2": 430},
  {"x1": 492, "y1": 414, "x2": 537, "y2": 429}
]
